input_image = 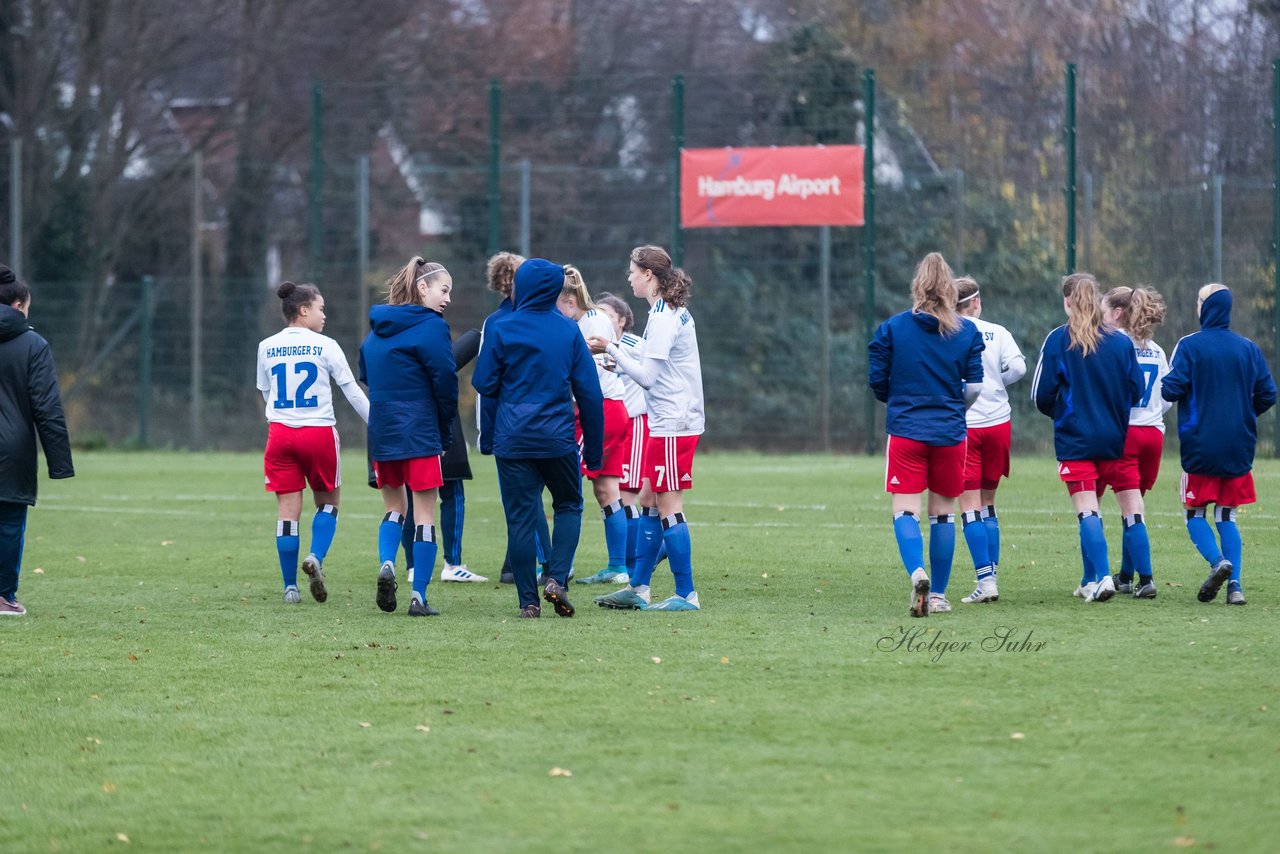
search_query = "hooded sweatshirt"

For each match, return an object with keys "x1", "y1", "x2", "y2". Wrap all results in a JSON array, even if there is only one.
[
  {"x1": 1161, "y1": 289, "x2": 1277, "y2": 477},
  {"x1": 359, "y1": 303, "x2": 457, "y2": 462},
  {"x1": 472, "y1": 259, "x2": 604, "y2": 468},
  {"x1": 0, "y1": 304, "x2": 74, "y2": 505},
  {"x1": 868, "y1": 309, "x2": 985, "y2": 446},
  {"x1": 1032, "y1": 323, "x2": 1142, "y2": 462},
  {"x1": 476, "y1": 296, "x2": 512, "y2": 455}
]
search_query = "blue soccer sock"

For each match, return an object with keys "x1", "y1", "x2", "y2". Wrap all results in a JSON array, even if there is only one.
[
  {"x1": 1118, "y1": 518, "x2": 1133, "y2": 581},
  {"x1": 1185, "y1": 508, "x2": 1223, "y2": 567},
  {"x1": 310, "y1": 504, "x2": 338, "y2": 563},
  {"x1": 961, "y1": 510, "x2": 995, "y2": 581},
  {"x1": 1215, "y1": 506, "x2": 1242, "y2": 582},
  {"x1": 893, "y1": 511, "x2": 925, "y2": 578},
  {"x1": 439, "y1": 480, "x2": 465, "y2": 566},
  {"x1": 624, "y1": 505, "x2": 641, "y2": 571},
  {"x1": 276, "y1": 519, "x2": 300, "y2": 588},
  {"x1": 602, "y1": 500, "x2": 628, "y2": 569},
  {"x1": 928, "y1": 513, "x2": 955, "y2": 595},
  {"x1": 411, "y1": 525, "x2": 437, "y2": 602},
  {"x1": 378, "y1": 511, "x2": 405, "y2": 566},
  {"x1": 1078, "y1": 510, "x2": 1109, "y2": 584},
  {"x1": 1122, "y1": 513, "x2": 1152, "y2": 582},
  {"x1": 631, "y1": 508, "x2": 663, "y2": 588},
  {"x1": 662, "y1": 513, "x2": 694, "y2": 597},
  {"x1": 983, "y1": 504, "x2": 1001, "y2": 568}
]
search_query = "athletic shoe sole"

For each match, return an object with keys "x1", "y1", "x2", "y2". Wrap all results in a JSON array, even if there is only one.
[
  {"x1": 302, "y1": 555, "x2": 327, "y2": 603},
  {"x1": 542, "y1": 581, "x2": 575, "y2": 617},
  {"x1": 1197, "y1": 562, "x2": 1232, "y2": 602},
  {"x1": 376, "y1": 569, "x2": 398, "y2": 613}
]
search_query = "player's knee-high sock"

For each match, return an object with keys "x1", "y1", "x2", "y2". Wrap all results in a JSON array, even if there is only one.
[
  {"x1": 624, "y1": 505, "x2": 641, "y2": 571},
  {"x1": 310, "y1": 504, "x2": 338, "y2": 563},
  {"x1": 960, "y1": 510, "x2": 995, "y2": 582},
  {"x1": 892, "y1": 511, "x2": 925, "y2": 578},
  {"x1": 1078, "y1": 511, "x2": 1109, "y2": 584},
  {"x1": 1122, "y1": 513, "x2": 1152, "y2": 583},
  {"x1": 631, "y1": 507, "x2": 663, "y2": 589},
  {"x1": 1118, "y1": 516, "x2": 1133, "y2": 581},
  {"x1": 276, "y1": 520, "x2": 300, "y2": 588},
  {"x1": 928, "y1": 513, "x2": 955, "y2": 595},
  {"x1": 379, "y1": 511, "x2": 405, "y2": 566},
  {"x1": 411, "y1": 525, "x2": 437, "y2": 603},
  {"x1": 1214, "y1": 506, "x2": 1242, "y2": 582},
  {"x1": 601, "y1": 500, "x2": 627, "y2": 570},
  {"x1": 983, "y1": 504, "x2": 1001, "y2": 569},
  {"x1": 661, "y1": 513, "x2": 694, "y2": 597},
  {"x1": 1185, "y1": 508, "x2": 1223, "y2": 567}
]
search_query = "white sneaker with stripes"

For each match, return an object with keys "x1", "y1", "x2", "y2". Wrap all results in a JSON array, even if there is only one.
[{"x1": 441, "y1": 564, "x2": 489, "y2": 583}]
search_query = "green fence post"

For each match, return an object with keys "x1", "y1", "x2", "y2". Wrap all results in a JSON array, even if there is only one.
[
  {"x1": 488, "y1": 79, "x2": 501, "y2": 257},
  {"x1": 1064, "y1": 63, "x2": 1077, "y2": 274},
  {"x1": 138, "y1": 275, "x2": 154, "y2": 448},
  {"x1": 863, "y1": 69, "x2": 877, "y2": 455},
  {"x1": 671, "y1": 74, "x2": 685, "y2": 267},
  {"x1": 309, "y1": 83, "x2": 324, "y2": 279}
]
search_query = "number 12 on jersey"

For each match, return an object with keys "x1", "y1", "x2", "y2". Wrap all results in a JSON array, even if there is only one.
[{"x1": 271, "y1": 361, "x2": 320, "y2": 409}]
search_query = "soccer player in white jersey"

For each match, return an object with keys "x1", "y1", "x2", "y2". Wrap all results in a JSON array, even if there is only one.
[
  {"x1": 952, "y1": 277, "x2": 1025, "y2": 607},
  {"x1": 556, "y1": 269, "x2": 633, "y2": 585},
  {"x1": 589, "y1": 245, "x2": 704, "y2": 612},
  {"x1": 256, "y1": 281, "x2": 370, "y2": 604},
  {"x1": 1099, "y1": 285, "x2": 1170, "y2": 599}
]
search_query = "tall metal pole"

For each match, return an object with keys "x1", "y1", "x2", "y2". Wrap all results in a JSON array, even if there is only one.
[
  {"x1": 1064, "y1": 63, "x2": 1077, "y2": 274},
  {"x1": 1212, "y1": 174, "x2": 1223, "y2": 284},
  {"x1": 863, "y1": 69, "x2": 877, "y2": 455},
  {"x1": 671, "y1": 74, "x2": 685, "y2": 266},
  {"x1": 488, "y1": 79, "x2": 501, "y2": 256},
  {"x1": 138, "y1": 275, "x2": 154, "y2": 447},
  {"x1": 519, "y1": 158, "x2": 531, "y2": 257},
  {"x1": 8, "y1": 139, "x2": 19, "y2": 278},
  {"x1": 357, "y1": 154, "x2": 370, "y2": 343},
  {"x1": 819, "y1": 225, "x2": 832, "y2": 451},
  {"x1": 309, "y1": 84, "x2": 324, "y2": 279},
  {"x1": 191, "y1": 153, "x2": 204, "y2": 448}
]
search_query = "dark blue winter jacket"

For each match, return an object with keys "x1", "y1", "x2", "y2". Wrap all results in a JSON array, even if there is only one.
[
  {"x1": 477, "y1": 297, "x2": 512, "y2": 455},
  {"x1": 359, "y1": 304, "x2": 458, "y2": 462},
  {"x1": 472, "y1": 259, "x2": 604, "y2": 468},
  {"x1": 1032, "y1": 324, "x2": 1142, "y2": 461},
  {"x1": 868, "y1": 310, "x2": 984, "y2": 446},
  {"x1": 1161, "y1": 289, "x2": 1277, "y2": 477}
]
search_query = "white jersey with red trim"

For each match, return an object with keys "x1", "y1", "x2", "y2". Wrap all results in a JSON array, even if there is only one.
[
  {"x1": 617, "y1": 332, "x2": 647, "y2": 417},
  {"x1": 965, "y1": 317, "x2": 1025, "y2": 428},
  {"x1": 578, "y1": 309, "x2": 625, "y2": 401},
  {"x1": 642, "y1": 299, "x2": 704, "y2": 437},
  {"x1": 1125, "y1": 332, "x2": 1171, "y2": 431},
  {"x1": 256, "y1": 327, "x2": 363, "y2": 427}
]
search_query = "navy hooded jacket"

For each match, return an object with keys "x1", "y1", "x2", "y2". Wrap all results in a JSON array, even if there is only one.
[
  {"x1": 0, "y1": 304, "x2": 74, "y2": 505},
  {"x1": 1032, "y1": 324, "x2": 1142, "y2": 462},
  {"x1": 1161, "y1": 289, "x2": 1277, "y2": 477},
  {"x1": 359, "y1": 304, "x2": 458, "y2": 462},
  {"x1": 472, "y1": 259, "x2": 604, "y2": 468},
  {"x1": 477, "y1": 296, "x2": 512, "y2": 455},
  {"x1": 868, "y1": 310, "x2": 985, "y2": 446}
]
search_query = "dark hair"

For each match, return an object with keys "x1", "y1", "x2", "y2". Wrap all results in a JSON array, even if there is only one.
[
  {"x1": 277, "y1": 280, "x2": 321, "y2": 323},
  {"x1": 0, "y1": 265, "x2": 31, "y2": 307},
  {"x1": 594, "y1": 292, "x2": 634, "y2": 333},
  {"x1": 630, "y1": 245, "x2": 692, "y2": 307}
]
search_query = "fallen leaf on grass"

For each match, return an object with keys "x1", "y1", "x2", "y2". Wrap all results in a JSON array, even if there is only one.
[
  {"x1": 33, "y1": 567, "x2": 44, "y2": 574},
  {"x1": 720, "y1": 657, "x2": 730, "y2": 665},
  {"x1": 1173, "y1": 837, "x2": 1195, "y2": 847},
  {"x1": 161, "y1": 541, "x2": 174, "y2": 546},
  {"x1": 358, "y1": 721, "x2": 372, "y2": 728},
  {"x1": 548, "y1": 767, "x2": 573, "y2": 777},
  {"x1": 1010, "y1": 732, "x2": 1025, "y2": 740},
  {"x1": 76, "y1": 556, "x2": 86, "y2": 563},
  {"x1": 1165, "y1": 582, "x2": 1184, "y2": 587},
  {"x1": 415, "y1": 725, "x2": 431, "y2": 733},
  {"x1": 102, "y1": 783, "x2": 117, "y2": 793},
  {"x1": 116, "y1": 833, "x2": 129, "y2": 843},
  {"x1": 651, "y1": 657, "x2": 662, "y2": 664}
]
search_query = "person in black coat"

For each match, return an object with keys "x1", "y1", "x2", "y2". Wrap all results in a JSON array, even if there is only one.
[{"x1": 0, "y1": 266, "x2": 74, "y2": 616}]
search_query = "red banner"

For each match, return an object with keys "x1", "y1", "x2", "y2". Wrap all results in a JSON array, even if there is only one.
[{"x1": 680, "y1": 145, "x2": 864, "y2": 228}]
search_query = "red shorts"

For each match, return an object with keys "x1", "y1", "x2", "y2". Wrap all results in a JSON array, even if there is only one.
[
  {"x1": 885, "y1": 435, "x2": 966, "y2": 498},
  {"x1": 621, "y1": 415, "x2": 650, "y2": 493},
  {"x1": 264, "y1": 423, "x2": 341, "y2": 493},
  {"x1": 1095, "y1": 426, "x2": 1164, "y2": 495},
  {"x1": 579, "y1": 399, "x2": 631, "y2": 480},
  {"x1": 1181, "y1": 471, "x2": 1256, "y2": 507},
  {"x1": 373, "y1": 456, "x2": 444, "y2": 492},
  {"x1": 644, "y1": 434, "x2": 699, "y2": 493},
  {"x1": 1058, "y1": 459, "x2": 1109, "y2": 494},
  {"x1": 964, "y1": 421, "x2": 1011, "y2": 491}
]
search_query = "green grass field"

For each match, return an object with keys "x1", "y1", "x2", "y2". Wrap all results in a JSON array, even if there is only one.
[{"x1": 3, "y1": 451, "x2": 1278, "y2": 852}]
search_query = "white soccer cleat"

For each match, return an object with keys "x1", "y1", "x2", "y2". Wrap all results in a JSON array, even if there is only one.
[
  {"x1": 927, "y1": 593, "x2": 952, "y2": 613},
  {"x1": 960, "y1": 578, "x2": 999, "y2": 604},
  {"x1": 283, "y1": 585, "x2": 301, "y2": 604},
  {"x1": 1089, "y1": 574, "x2": 1116, "y2": 603},
  {"x1": 441, "y1": 564, "x2": 489, "y2": 583}
]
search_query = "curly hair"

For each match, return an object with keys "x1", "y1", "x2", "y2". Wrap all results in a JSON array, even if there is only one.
[
  {"x1": 1062, "y1": 272, "x2": 1105, "y2": 355},
  {"x1": 486, "y1": 252, "x2": 525, "y2": 298},
  {"x1": 1103, "y1": 285, "x2": 1165, "y2": 346}
]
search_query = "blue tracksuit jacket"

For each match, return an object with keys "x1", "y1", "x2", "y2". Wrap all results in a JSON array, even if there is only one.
[
  {"x1": 1161, "y1": 290, "x2": 1277, "y2": 477},
  {"x1": 868, "y1": 310, "x2": 985, "y2": 446},
  {"x1": 1032, "y1": 324, "x2": 1142, "y2": 461}
]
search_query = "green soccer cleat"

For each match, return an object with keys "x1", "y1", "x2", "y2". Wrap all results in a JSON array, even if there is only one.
[
  {"x1": 594, "y1": 587, "x2": 651, "y2": 610},
  {"x1": 576, "y1": 567, "x2": 630, "y2": 585}
]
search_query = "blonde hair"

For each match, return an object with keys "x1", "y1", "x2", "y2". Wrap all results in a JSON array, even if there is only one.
[
  {"x1": 910, "y1": 252, "x2": 961, "y2": 335},
  {"x1": 955, "y1": 275, "x2": 980, "y2": 316},
  {"x1": 1103, "y1": 285, "x2": 1165, "y2": 346},
  {"x1": 630, "y1": 245, "x2": 692, "y2": 307},
  {"x1": 386, "y1": 256, "x2": 447, "y2": 306},
  {"x1": 560, "y1": 265, "x2": 595, "y2": 312},
  {"x1": 1062, "y1": 272, "x2": 1105, "y2": 355},
  {"x1": 486, "y1": 252, "x2": 525, "y2": 297}
]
